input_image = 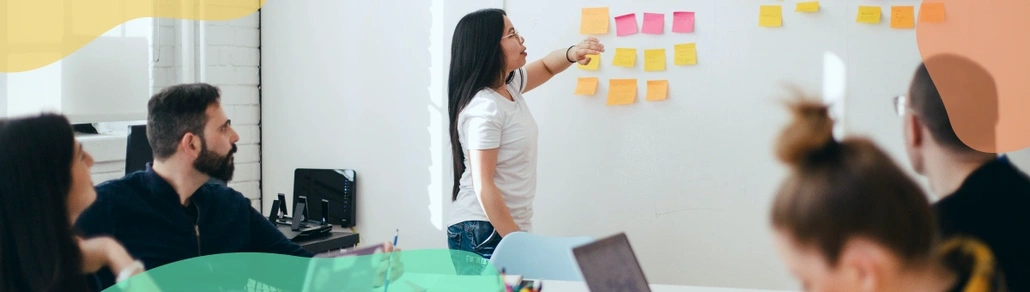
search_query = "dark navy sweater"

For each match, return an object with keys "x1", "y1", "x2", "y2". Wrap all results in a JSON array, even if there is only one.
[
  {"x1": 934, "y1": 156, "x2": 1030, "y2": 291},
  {"x1": 75, "y1": 165, "x2": 313, "y2": 290}
]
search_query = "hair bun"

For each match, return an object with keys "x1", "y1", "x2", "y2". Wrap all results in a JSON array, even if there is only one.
[{"x1": 776, "y1": 98, "x2": 836, "y2": 167}]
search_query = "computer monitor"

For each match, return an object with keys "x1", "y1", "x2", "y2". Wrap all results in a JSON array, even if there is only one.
[
  {"x1": 125, "y1": 124, "x2": 153, "y2": 175},
  {"x1": 293, "y1": 169, "x2": 356, "y2": 228}
]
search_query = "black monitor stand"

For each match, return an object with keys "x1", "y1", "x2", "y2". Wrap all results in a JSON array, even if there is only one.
[{"x1": 268, "y1": 195, "x2": 331, "y2": 240}]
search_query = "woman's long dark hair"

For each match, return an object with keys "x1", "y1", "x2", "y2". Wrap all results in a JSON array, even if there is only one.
[
  {"x1": 0, "y1": 113, "x2": 87, "y2": 291},
  {"x1": 448, "y1": 8, "x2": 512, "y2": 201}
]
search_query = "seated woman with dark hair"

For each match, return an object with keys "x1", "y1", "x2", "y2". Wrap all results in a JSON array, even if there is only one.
[
  {"x1": 0, "y1": 113, "x2": 145, "y2": 291},
  {"x1": 768, "y1": 95, "x2": 1007, "y2": 292}
]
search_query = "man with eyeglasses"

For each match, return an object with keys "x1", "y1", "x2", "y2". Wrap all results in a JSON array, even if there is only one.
[{"x1": 896, "y1": 54, "x2": 1029, "y2": 290}]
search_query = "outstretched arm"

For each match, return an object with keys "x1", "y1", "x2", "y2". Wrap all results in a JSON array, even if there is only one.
[{"x1": 523, "y1": 37, "x2": 605, "y2": 93}]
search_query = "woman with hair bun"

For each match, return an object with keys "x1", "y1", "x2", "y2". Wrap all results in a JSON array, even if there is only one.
[{"x1": 768, "y1": 94, "x2": 1006, "y2": 292}]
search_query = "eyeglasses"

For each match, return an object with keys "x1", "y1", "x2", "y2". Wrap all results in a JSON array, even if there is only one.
[
  {"x1": 503, "y1": 29, "x2": 524, "y2": 43},
  {"x1": 893, "y1": 94, "x2": 907, "y2": 116}
]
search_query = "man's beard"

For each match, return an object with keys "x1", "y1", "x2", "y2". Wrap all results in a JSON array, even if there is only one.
[{"x1": 193, "y1": 137, "x2": 237, "y2": 183}]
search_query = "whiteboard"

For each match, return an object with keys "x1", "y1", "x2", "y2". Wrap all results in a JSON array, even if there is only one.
[{"x1": 504, "y1": 0, "x2": 925, "y2": 289}]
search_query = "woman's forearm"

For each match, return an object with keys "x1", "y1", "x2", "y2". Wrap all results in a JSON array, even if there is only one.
[
  {"x1": 477, "y1": 183, "x2": 521, "y2": 237},
  {"x1": 538, "y1": 47, "x2": 577, "y2": 76}
]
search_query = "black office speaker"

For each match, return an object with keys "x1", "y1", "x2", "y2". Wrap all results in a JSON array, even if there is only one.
[{"x1": 293, "y1": 168, "x2": 356, "y2": 228}]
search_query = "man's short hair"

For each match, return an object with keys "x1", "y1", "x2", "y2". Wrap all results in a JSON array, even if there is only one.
[
  {"x1": 147, "y1": 83, "x2": 221, "y2": 160},
  {"x1": 909, "y1": 55, "x2": 998, "y2": 153}
]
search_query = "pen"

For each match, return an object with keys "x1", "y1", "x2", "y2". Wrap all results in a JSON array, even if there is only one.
[
  {"x1": 501, "y1": 268, "x2": 510, "y2": 292},
  {"x1": 384, "y1": 229, "x2": 398, "y2": 292}
]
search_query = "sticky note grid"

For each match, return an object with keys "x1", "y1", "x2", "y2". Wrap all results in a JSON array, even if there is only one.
[
  {"x1": 572, "y1": 3, "x2": 939, "y2": 106},
  {"x1": 574, "y1": 8, "x2": 701, "y2": 105}
]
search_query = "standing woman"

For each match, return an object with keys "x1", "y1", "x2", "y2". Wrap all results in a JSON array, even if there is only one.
[
  {"x1": 446, "y1": 8, "x2": 604, "y2": 265},
  {"x1": 0, "y1": 113, "x2": 145, "y2": 291}
]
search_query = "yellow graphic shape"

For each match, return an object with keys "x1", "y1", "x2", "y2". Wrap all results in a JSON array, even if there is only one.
[{"x1": 2, "y1": 0, "x2": 266, "y2": 72}]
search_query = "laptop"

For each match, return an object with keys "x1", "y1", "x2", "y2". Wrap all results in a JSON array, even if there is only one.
[{"x1": 572, "y1": 232, "x2": 652, "y2": 292}]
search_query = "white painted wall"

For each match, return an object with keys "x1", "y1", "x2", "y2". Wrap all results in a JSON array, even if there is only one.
[
  {"x1": 261, "y1": 0, "x2": 507, "y2": 250},
  {"x1": 264, "y1": 0, "x2": 429, "y2": 249},
  {"x1": 1010, "y1": 151, "x2": 1030, "y2": 172}
]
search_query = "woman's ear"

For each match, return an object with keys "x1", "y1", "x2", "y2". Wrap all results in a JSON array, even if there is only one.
[{"x1": 838, "y1": 238, "x2": 893, "y2": 292}]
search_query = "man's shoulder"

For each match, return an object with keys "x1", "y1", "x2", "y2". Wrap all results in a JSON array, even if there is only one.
[
  {"x1": 93, "y1": 171, "x2": 148, "y2": 201},
  {"x1": 200, "y1": 182, "x2": 254, "y2": 207}
]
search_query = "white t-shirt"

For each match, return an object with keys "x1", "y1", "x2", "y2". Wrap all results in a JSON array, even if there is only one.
[{"x1": 448, "y1": 68, "x2": 539, "y2": 232}]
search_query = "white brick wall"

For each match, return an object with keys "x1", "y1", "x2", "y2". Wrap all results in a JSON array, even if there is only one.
[
  {"x1": 206, "y1": 12, "x2": 262, "y2": 204},
  {"x1": 87, "y1": 10, "x2": 263, "y2": 210}
]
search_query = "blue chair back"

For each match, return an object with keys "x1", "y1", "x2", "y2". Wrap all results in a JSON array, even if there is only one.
[{"x1": 488, "y1": 232, "x2": 594, "y2": 281}]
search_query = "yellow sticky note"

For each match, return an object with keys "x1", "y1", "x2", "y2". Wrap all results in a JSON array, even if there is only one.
[
  {"x1": 919, "y1": 2, "x2": 946, "y2": 23},
  {"x1": 644, "y1": 49, "x2": 666, "y2": 72},
  {"x1": 646, "y1": 80, "x2": 668, "y2": 101},
  {"x1": 578, "y1": 54, "x2": 601, "y2": 70},
  {"x1": 796, "y1": 1, "x2": 819, "y2": 13},
  {"x1": 857, "y1": 6, "x2": 881, "y2": 24},
  {"x1": 607, "y1": 79, "x2": 637, "y2": 106},
  {"x1": 890, "y1": 6, "x2": 915, "y2": 29},
  {"x1": 674, "y1": 43, "x2": 697, "y2": 66},
  {"x1": 613, "y1": 48, "x2": 637, "y2": 67},
  {"x1": 759, "y1": 5, "x2": 782, "y2": 27},
  {"x1": 574, "y1": 77, "x2": 599, "y2": 95},
  {"x1": 581, "y1": 7, "x2": 610, "y2": 34}
]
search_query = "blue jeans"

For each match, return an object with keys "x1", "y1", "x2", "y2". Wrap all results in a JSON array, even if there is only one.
[{"x1": 447, "y1": 220, "x2": 502, "y2": 275}]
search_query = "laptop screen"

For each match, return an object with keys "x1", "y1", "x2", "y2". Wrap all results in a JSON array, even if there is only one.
[{"x1": 572, "y1": 232, "x2": 652, "y2": 292}]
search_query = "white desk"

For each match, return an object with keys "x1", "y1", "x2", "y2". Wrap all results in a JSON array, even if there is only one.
[
  {"x1": 396, "y1": 274, "x2": 794, "y2": 292},
  {"x1": 536, "y1": 280, "x2": 794, "y2": 292}
]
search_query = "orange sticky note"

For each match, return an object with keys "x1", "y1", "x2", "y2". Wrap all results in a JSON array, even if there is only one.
[
  {"x1": 891, "y1": 6, "x2": 915, "y2": 29},
  {"x1": 857, "y1": 6, "x2": 881, "y2": 24},
  {"x1": 796, "y1": 1, "x2": 819, "y2": 13},
  {"x1": 644, "y1": 49, "x2": 665, "y2": 72},
  {"x1": 574, "y1": 77, "x2": 599, "y2": 95},
  {"x1": 578, "y1": 54, "x2": 601, "y2": 70},
  {"x1": 674, "y1": 43, "x2": 697, "y2": 66},
  {"x1": 607, "y1": 79, "x2": 637, "y2": 106},
  {"x1": 646, "y1": 80, "x2": 668, "y2": 101},
  {"x1": 759, "y1": 5, "x2": 783, "y2": 27},
  {"x1": 581, "y1": 7, "x2": 610, "y2": 34},
  {"x1": 613, "y1": 48, "x2": 636, "y2": 67},
  {"x1": 919, "y1": 2, "x2": 945, "y2": 23}
]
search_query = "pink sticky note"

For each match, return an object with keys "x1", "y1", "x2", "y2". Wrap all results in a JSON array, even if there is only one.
[
  {"x1": 642, "y1": 13, "x2": 664, "y2": 34},
  {"x1": 615, "y1": 13, "x2": 638, "y2": 36},
  {"x1": 672, "y1": 11, "x2": 695, "y2": 33}
]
